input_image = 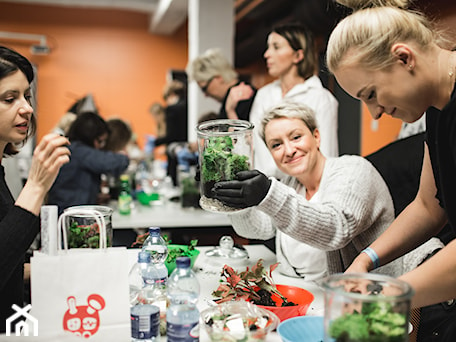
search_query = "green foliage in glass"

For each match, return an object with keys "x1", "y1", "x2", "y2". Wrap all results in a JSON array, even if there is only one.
[{"x1": 201, "y1": 136, "x2": 249, "y2": 182}]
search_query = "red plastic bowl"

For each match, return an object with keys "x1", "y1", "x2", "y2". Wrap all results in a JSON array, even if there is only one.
[{"x1": 255, "y1": 284, "x2": 314, "y2": 322}]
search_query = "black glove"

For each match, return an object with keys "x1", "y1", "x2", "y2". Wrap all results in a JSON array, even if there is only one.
[{"x1": 212, "y1": 170, "x2": 271, "y2": 209}]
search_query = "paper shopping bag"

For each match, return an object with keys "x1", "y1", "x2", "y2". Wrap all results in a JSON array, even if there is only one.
[{"x1": 29, "y1": 208, "x2": 131, "y2": 341}]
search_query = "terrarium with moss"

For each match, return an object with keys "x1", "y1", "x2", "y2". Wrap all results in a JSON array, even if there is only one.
[{"x1": 196, "y1": 119, "x2": 253, "y2": 212}]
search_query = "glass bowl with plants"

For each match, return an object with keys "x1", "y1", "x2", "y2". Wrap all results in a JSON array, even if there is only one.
[{"x1": 196, "y1": 119, "x2": 253, "y2": 213}]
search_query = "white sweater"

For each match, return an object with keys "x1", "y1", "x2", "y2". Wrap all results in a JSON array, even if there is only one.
[{"x1": 228, "y1": 155, "x2": 401, "y2": 278}]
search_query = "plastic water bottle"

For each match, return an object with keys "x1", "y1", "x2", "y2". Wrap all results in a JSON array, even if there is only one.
[
  {"x1": 129, "y1": 251, "x2": 160, "y2": 341},
  {"x1": 141, "y1": 227, "x2": 169, "y2": 333},
  {"x1": 142, "y1": 227, "x2": 168, "y2": 265},
  {"x1": 166, "y1": 257, "x2": 200, "y2": 342}
]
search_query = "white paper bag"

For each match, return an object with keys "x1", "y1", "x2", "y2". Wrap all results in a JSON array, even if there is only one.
[{"x1": 30, "y1": 208, "x2": 130, "y2": 341}]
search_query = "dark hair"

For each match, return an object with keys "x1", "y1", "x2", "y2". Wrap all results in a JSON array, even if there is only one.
[
  {"x1": 0, "y1": 46, "x2": 36, "y2": 156},
  {"x1": 271, "y1": 22, "x2": 318, "y2": 80},
  {"x1": 67, "y1": 111, "x2": 109, "y2": 147},
  {"x1": 105, "y1": 118, "x2": 132, "y2": 152}
]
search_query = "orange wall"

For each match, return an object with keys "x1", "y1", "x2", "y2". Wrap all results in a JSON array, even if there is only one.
[{"x1": 0, "y1": 3, "x2": 188, "y2": 149}]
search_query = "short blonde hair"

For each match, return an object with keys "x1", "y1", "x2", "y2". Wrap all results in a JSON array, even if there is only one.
[
  {"x1": 186, "y1": 48, "x2": 238, "y2": 83},
  {"x1": 260, "y1": 101, "x2": 318, "y2": 143},
  {"x1": 327, "y1": 0, "x2": 442, "y2": 73}
]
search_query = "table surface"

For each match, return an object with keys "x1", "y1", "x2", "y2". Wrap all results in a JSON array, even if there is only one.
[
  {"x1": 127, "y1": 244, "x2": 325, "y2": 342},
  {"x1": 110, "y1": 200, "x2": 232, "y2": 229}
]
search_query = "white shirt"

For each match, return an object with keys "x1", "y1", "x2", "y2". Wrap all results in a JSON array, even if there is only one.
[{"x1": 249, "y1": 76, "x2": 339, "y2": 177}]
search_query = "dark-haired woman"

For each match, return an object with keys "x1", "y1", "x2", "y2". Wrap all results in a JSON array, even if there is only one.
[
  {"x1": 47, "y1": 112, "x2": 129, "y2": 214},
  {"x1": 0, "y1": 46, "x2": 71, "y2": 331}
]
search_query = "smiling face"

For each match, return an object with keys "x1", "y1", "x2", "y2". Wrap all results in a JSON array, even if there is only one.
[
  {"x1": 264, "y1": 32, "x2": 301, "y2": 79},
  {"x1": 0, "y1": 70, "x2": 33, "y2": 152},
  {"x1": 264, "y1": 117, "x2": 321, "y2": 178},
  {"x1": 334, "y1": 56, "x2": 431, "y2": 123}
]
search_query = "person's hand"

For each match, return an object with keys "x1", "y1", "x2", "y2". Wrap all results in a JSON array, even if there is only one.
[
  {"x1": 225, "y1": 82, "x2": 255, "y2": 119},
  {"x1": 212, "y1": 170, "x2": 271, "y2": 208},
  {"x1": 15, "y1": 134, "x2": 70, "y2": 215},
  {"x1": 27, "y1": 133, "x2": 71, "y2": 192},
  {"x1": 344, "y1": 253, "x2": 372, "y2": 274}
]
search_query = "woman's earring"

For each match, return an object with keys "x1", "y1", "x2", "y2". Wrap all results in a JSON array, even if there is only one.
[{"x1": 408, "y1": 64, "x2": 413, "y2": 70}]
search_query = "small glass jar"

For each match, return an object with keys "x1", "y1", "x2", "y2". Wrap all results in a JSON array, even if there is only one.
[
  {"x1": 196, "y1": 119, "x2": 254, "y2": 212},
  {"x1": 323, "y1": 273, "x2": 413, "y2": 342},
  {"x1": 63, "y1": 205, "x2": 113, "y2": 248}
]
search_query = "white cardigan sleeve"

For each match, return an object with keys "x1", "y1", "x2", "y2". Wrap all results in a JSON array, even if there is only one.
[{"x1": 229, "y1": 156, "x2": 393, "y2": 251}]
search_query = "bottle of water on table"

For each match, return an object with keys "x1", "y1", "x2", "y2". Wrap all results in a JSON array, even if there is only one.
[
  {"x1": 129, "y1": 251, "x2": 160, "y2": 341},
  {"x1": 167, "y1": 257, "x2": 200, "y2": 342},
  {"x1": 141, "y1": 227, "x2": 169, "y2": 333}
]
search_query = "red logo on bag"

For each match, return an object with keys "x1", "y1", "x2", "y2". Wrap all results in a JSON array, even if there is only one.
[{"x1": 62, "y1": 294, "x2": 106, "y2": 338}]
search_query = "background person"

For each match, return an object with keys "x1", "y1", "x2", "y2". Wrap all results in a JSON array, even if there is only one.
[
  {"x1": 47, "y1": 111, "x2": 129, "y2": 214},
  {"x1": 326, "y1": 0, "x2": 456, "y2": 339},
  {"x1": 0, "y1": 46, "x2": 70, "y2": 332},
  {"x1": 249, "y1": 22, "x2": 339, "y2": 177},
  {"x1": 186, "y1": 48, "x2": 256, "y2": 121}
]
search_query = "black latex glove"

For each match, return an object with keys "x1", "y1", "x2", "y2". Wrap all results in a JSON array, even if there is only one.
[{"x1": 212, "y1": 170, "x2": 271, "y2": 209}]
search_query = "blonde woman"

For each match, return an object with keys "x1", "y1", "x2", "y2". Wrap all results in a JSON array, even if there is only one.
[
  {"x1": 214, "y1": 101, "x2": 406, "y2": 280},
  {"x1": 327, "y1": 0, "x2": 456, "y2": 339}
]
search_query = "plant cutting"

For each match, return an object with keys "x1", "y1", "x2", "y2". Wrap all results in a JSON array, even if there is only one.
[
  {"x1": 212, "y1": 259, "x2": 296, "y2": 307},
  {"x1": 68, "y1": 221, "x2": 107, "y2": 248}
]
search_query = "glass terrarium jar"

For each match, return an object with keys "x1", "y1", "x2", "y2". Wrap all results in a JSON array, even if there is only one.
[
  {"x1": 323, "y1": 273, "x2": 414, "y2": 342},
  {"x1": 63, "y1": 205, "x2": 113, "y2": 248},
  {"x1": 196, "y1": 119, "x2": 254, "y2": 212}
]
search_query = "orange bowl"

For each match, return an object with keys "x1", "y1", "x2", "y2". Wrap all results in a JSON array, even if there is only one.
[{"x1": 254, "y1": 284, "x2": 314, "y2": 322}]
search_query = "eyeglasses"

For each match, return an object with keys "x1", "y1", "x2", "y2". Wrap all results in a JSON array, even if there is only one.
[{"x1": 200, "y1": 76, "x2": 215, "y2": 94}]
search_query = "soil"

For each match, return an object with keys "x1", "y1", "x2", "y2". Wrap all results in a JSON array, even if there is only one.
[
  {"x1": 251, "y1": 289, "x2": 297, "y2": 307},
  {"x1": 199, "y1": 196, "x2": 242, "y2": 213},
  {"x1": 252, "y1": 289, "x2": 276, "y2": 307}
]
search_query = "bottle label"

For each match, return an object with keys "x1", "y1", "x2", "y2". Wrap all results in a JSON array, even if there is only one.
[
  {"x1": 118, "y1": 194, "x2": 132, "y2": 215},
  {"x1": 131, "y1": 305, "x2": 160, "y2": 339},
  {"x1": 167, "y1": 321, "x2": 199, "y2": 342}
]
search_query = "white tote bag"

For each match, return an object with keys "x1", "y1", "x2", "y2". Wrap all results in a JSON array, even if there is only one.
[{"x1": 30, "y1": 208, "x2": 130, "y2": 341}]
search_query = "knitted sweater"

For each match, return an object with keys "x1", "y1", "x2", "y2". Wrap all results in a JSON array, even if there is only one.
[{"x1": 228, "y1": 155, "x2": 401, "y2": 278}]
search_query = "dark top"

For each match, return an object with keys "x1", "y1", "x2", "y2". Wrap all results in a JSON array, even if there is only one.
[
  {"x1": 366, "y1": 133, "x2": 425, "y2": 217},
  {"x1": 155, "y1": 99, "x2": 188, "y2": 146},
  {"x1": 426, "y1": 85, "x2": 456, "y2": 231},
  {"x1": 218, "y1": 81, "x2": 256, "y2": 121},
  {"x1": 47, "y1": 141, "x2": 129, "y2": 214},
  {"x1": 0, "y1": 165, "x2": 39, "y2": 332}
]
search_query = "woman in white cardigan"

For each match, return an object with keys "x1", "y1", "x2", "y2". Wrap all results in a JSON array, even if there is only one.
[{"x1": 212, "y1": 101, "x2": 442, "y2": 280}]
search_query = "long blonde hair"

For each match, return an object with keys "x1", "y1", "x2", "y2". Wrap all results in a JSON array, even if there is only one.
[{"x1": 326, "y1": 0, "x2": 442, "y2": 73}]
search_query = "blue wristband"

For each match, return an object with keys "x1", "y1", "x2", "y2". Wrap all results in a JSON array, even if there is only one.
[{"x1": 362, "y1": 247, "x2": 380, "y2": 269}]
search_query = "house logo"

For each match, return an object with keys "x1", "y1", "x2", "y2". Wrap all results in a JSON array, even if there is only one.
[{"x1": 5, "y1": 304, "x2": 38, "y2": 337}]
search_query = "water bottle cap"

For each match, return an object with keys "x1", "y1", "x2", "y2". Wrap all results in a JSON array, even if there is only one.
[
  {"x1": 148, "y1": 226, "x2": 161, "y2": 236},
  {"x1": 138, "y1": 251, "x2": 151, "y2": 263},
  {"x1": 176, "y1": 257, "x2": 191, "y2": 268}
]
